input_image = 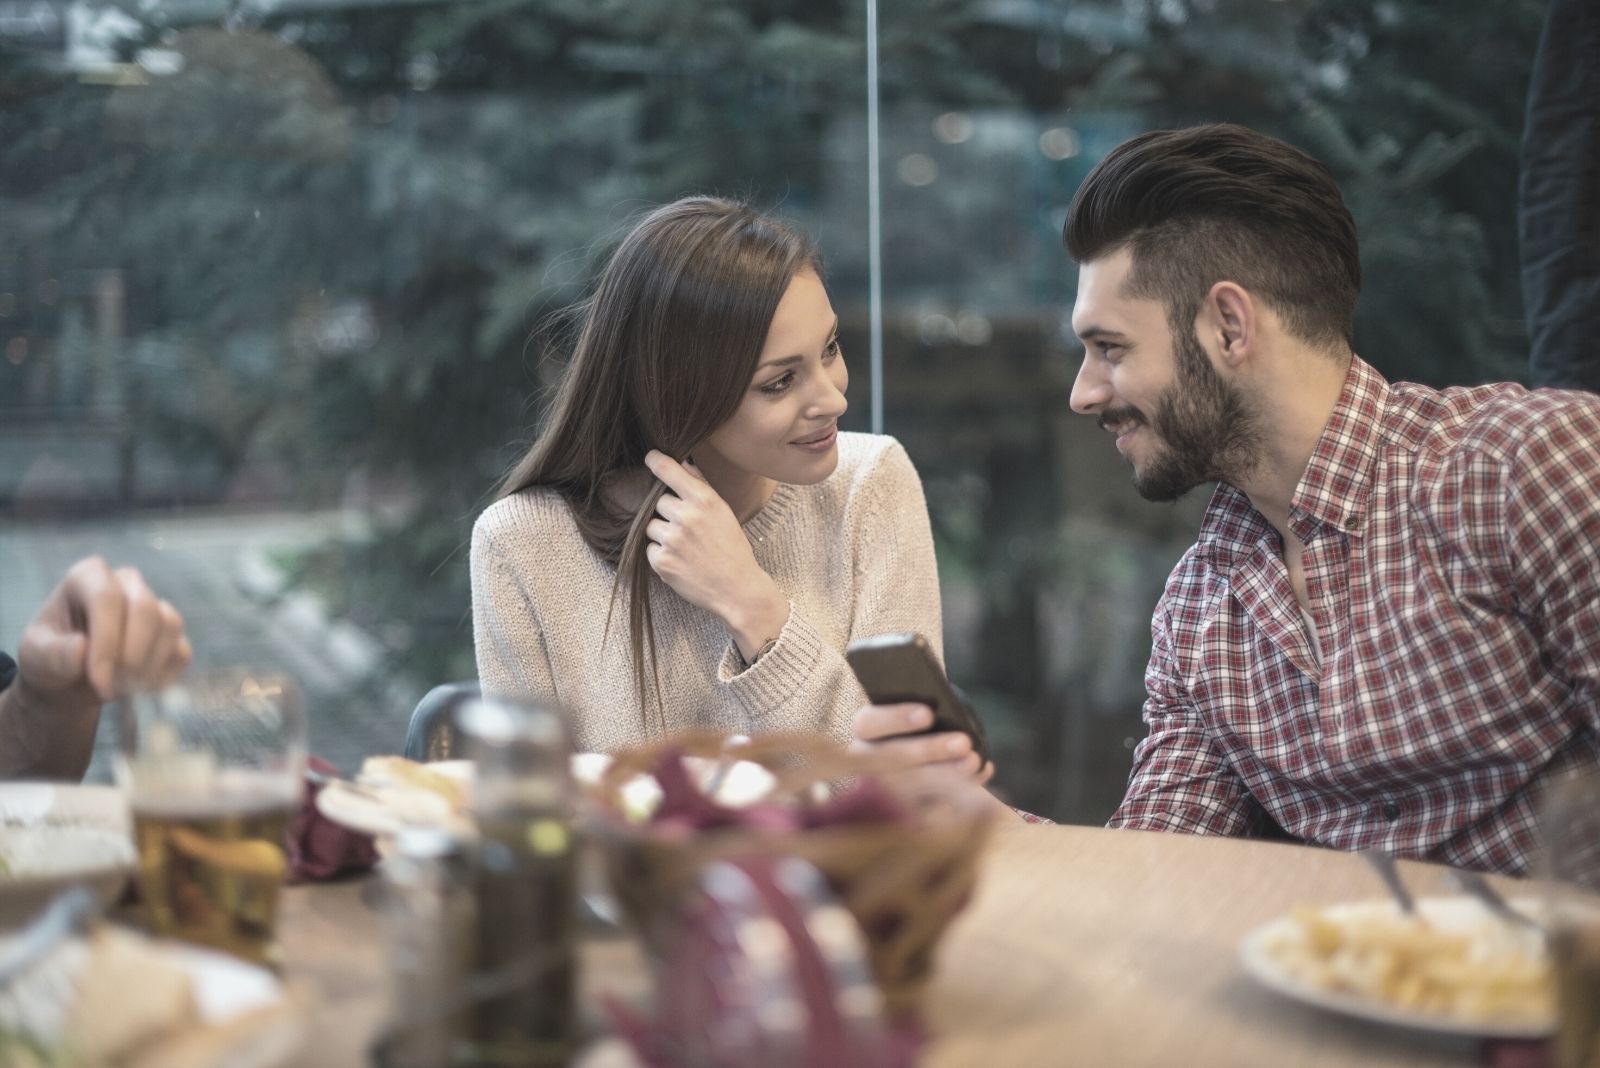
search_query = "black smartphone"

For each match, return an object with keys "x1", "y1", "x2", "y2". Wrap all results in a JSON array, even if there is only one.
[{"x1": 845, "y1": 632, "x2": 990, "y2": 765}]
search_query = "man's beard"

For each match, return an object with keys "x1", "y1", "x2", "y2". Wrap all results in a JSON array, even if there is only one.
[{"x1": 1101, "y1": 330, "x2": 1263, "y2": 503}]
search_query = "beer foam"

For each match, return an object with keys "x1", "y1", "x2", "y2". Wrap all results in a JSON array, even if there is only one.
[{"x1": 127, "y1": 769, "x2": 299, "y2": 818}]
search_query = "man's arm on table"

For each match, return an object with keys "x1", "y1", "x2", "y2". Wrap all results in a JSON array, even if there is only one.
[
  {"x1": 1106, "y1": 597, "x2": 1254, "y2": 835},
  {"x1": 0, "y1": 558, "x2": 192, "y2": 781}
]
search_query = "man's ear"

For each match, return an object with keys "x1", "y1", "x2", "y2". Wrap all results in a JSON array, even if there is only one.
[{"x1": 1203, "y1": 281, "x2": 1255, "y2": 370}]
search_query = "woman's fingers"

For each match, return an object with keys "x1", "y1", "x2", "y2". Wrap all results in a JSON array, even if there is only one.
[
  {"x1": 654, "y1": 491, "x2": 683, "y2": 521},
  {"x1": 851, "y1": 701, "x2": 933, "y2": 741},
  {"x1": 643, "y1": 450, "x2": 702, "y2": 499},
  {"x1": 849, "y1": 727, "x2": 974, "y2": 771}
]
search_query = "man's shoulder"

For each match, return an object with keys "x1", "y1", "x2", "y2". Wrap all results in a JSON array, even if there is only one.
[
  {"x1": 1155, "y1": 534, "x2": 1227, "y2": 614},
  {"x1": 1388, "y1": 380, "x2": 1600, "y2": 465}
]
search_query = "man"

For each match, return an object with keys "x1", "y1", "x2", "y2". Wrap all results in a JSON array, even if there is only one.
[
  {"x1": 1, "y1": 556, "x2": 192, "y2": 779},
  {"x1": 1521, "y1": 0, "x2": 1600, "y2": 393},
  {"x1": 855, "y1": 123, "x2": 1600, "y2": 875}
]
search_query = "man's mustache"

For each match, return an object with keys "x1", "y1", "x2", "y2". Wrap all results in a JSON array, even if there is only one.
[{"x1": 1097, "y1": 408, "x2": 1147, "y2": 433}]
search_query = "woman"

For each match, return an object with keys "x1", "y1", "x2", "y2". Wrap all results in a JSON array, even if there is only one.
[{"x1": 471, "y1": 196, "x2": 943, "y2": 753}]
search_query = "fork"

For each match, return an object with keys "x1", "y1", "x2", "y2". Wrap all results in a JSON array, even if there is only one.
[
  {"x1": 1359, "y1": 848, "x2": 1418, "y2": 915},
  {"x1": 0, "y1": 886, "x2": 99, "y2": 987},
  {"x1": 1448, "y1": 869, "x2": 1545, "y2": 935}
]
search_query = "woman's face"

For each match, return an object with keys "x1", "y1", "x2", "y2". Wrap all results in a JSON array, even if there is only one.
[{"x1": 698, "y1": 268, "x2": 849, "y2": 486}]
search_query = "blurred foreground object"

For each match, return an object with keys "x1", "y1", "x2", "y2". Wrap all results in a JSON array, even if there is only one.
[{"x1": 590, "y1": 731, "x2": 995, "y2": 1065}]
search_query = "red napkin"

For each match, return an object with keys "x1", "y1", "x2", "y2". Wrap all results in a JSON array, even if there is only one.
[
  {"x1": 1482, "y1": 1039, "x2": 1551, "y2": 1068},
  {"x1": 287, "y1": 756, "x2": 379, "y2": 883}
]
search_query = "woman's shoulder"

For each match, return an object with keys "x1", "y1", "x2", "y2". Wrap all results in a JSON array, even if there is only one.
[
  {"x1": 472, "y1": 486, "x2": 579, "y2": 555},
  {"x1": 833, "y1": 432, "x2": 919, "y2": 490}
]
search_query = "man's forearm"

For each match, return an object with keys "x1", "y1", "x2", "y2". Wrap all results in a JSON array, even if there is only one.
[{"x1": 0, "y1": 681, "x2": 101, "y2": 781}]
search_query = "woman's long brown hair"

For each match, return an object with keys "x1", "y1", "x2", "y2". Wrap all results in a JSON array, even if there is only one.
[{"x1": 495, "y1": 197, "x2": 821, "y2": 731}]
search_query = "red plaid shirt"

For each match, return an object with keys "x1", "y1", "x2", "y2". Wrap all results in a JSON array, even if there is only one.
[{"x1": 1108, "y1": 356, "x2": 1600, "y2": 874}]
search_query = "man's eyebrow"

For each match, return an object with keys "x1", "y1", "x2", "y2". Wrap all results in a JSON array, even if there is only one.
[
  {"x1": 1076, "y1": 325, "x2": 1128, "y2": 343},
  {"x1": 757, "y1": 319, "x2": 840, "y2": 370}
]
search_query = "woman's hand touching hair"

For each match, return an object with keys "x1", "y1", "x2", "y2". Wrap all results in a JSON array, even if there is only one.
[{"x1": 642, "y1": 450, "x2": 791, "y2": 664}]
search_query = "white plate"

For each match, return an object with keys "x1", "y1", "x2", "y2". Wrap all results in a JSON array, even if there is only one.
[
  {"x1": 0, "y1": 930, "x2": 300, "y2": 1068},
  {"x1": 162, "y1": 941, "x2": 291, "y2": 1025},
  {"x1": 0, "y1": 784, "x2": 135, "y2": 929},
  {"x1": 1239, "y1": 895, "x2": 1555, "y2": 1038},
  {"x1": 316, "y1": 754, "x2": 775, "y2": 838}
]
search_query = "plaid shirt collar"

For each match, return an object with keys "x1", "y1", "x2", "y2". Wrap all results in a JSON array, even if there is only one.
[{"x1": 1196, "y1": 355, "x2": 1390, "y2": 557}]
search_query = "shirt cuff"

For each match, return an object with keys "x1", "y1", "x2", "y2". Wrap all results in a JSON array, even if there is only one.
[{"x1": 717, "y1": 603, "x2": 825, "y2": 720}]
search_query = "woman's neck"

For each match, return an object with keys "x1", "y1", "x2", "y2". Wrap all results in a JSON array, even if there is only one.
[
  {"x1": 689, "y1": 451, "x2": 777, "y2": 523},
  {"x1": 603, "y1": 458, "x2": 776, "y2": 524}
]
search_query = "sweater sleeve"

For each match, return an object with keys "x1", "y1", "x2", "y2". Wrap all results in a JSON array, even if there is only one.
[
  {"x1": 470, "y1": 507, "x2": 559, "y2": 707},
  {"x1": 714, "y1": 439, "x2": 943, "y2": 745}
]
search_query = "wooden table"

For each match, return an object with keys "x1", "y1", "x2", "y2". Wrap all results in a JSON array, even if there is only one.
[{"x1": 279, "y1": 824, "x2": 1523, "y2": 1067}]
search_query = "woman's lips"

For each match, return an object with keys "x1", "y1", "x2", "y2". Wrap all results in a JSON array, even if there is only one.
[{"x1": 791, "y1": 426, "x2": 837, "y2": 452}]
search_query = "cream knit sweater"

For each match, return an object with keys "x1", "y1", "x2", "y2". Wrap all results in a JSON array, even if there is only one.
[{"x1": 470, "y1": 433, "x2": 943, "y2": 753}]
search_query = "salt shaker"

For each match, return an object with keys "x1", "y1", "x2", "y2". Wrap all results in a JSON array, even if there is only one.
[
  {"x1": 377, "y1": 825, "x2": 473, "y2": 1068},
  {"x1": 457, "y1": 697, "x2": 579, "y2": 1068}
]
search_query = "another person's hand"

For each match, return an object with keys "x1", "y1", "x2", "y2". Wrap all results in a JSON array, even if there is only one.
[
  {"x1": 18, "y1": 556, "x2": 193, "y2": 708},
  {"x1": 2, "y1": 556, "x2": 193, "y2": 781},
  {"x1": 850, "y1": 702, "x2": 1018, "y2": 819},
  {"x1": 643, "y1": 450, "x2": 790, "y2": 661}
]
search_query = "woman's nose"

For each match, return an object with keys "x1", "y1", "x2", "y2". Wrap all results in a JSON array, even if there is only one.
[{"x1": 808, "y1": 372, "x2": 848, "y2": 419}]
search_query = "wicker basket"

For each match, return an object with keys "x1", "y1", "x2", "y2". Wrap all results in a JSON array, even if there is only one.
[{"x1": 587, "y1": 731, "x2": 994, "y2": 1017}]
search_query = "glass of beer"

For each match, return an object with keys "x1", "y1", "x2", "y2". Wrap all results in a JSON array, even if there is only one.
[
  {"x1": 114, "y1": 670, "x2": 306, "y2": 967},
  {"x1": 1546, "y1": 772, "x2": 1600, "y2": 1068}
]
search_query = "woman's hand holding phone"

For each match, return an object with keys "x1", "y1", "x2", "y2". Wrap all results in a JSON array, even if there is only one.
[
  {"x1": 851, "y1": 703, "x2": 1017, "y2": 819},
  {"x1": 850, "y1": 701, "x2": 998, "y2": 778},
  {"x1": 643, "y1": 450, "x2": 789, "y2": 662}
]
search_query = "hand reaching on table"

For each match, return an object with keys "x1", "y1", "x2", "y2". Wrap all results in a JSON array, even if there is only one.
[
  {"x1": 643, "y1": 450, "x2": 791, "y2": 664},
  {"x1": 2, "y1": 556, "x2": 193, "y2": 780}
]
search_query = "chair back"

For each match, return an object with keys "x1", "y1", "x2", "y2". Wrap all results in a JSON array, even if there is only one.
[{"x1": 402, "y1": 681, "x2": 481, "y2": 761}]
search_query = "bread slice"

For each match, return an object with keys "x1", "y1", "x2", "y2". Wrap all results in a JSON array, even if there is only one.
[
  {"x1": 67, "y1": 926, "x2": 197, "y2": 1062},
  {"x1": 358, "y1": 756, "x2": 469, "y2": 812}
]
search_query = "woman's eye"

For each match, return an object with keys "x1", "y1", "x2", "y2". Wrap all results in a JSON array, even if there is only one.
[
  {"x1": 759, "y1": 372, "x2": 795, "y2": 395},
  {"x1": 824, "y1": 338, "x2": 842, "y2": 361}
]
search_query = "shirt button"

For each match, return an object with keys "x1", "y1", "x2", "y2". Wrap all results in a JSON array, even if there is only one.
[{"x1": 1381, "y1": 800, "x2": 1401, "y2": 822}]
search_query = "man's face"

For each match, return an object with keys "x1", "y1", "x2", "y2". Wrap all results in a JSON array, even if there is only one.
[{"x1": 1068, "y1": 249, "x2": 1261, "y2": 501}]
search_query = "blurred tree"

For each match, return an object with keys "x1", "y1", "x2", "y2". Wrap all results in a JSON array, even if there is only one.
[{"x1": 0, "y1": 0, "x2": 1543, "y2": 810}]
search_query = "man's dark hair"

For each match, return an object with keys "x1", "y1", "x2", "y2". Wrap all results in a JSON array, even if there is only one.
[{"x1": 1063, "y1": 123, "x2": 1360, "y2": 349}]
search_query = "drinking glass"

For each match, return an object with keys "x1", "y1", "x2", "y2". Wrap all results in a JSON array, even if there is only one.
[
  {"x1": 1545, "y1": 771, "x2": 1600, "y2": 1068},
  {"x1": 114, "y1": 669, "x2": 306, "y2": 967}
]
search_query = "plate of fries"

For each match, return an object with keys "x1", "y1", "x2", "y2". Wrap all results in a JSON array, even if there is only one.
[{"x1": 1239, "y1": 896, "x2": 1556, "y2": 1037}]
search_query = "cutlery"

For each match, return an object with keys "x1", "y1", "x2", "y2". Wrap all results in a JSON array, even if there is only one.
[
  {"x1": 1359, "y1": 848, "x2": 1417, "y2": 915},
  {"x1": 0, "y1": 886, "x2": 99, "y2": 987},
  {"x1": 1448, "y1": 869, "x2": 1545, "y2": 935}
]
